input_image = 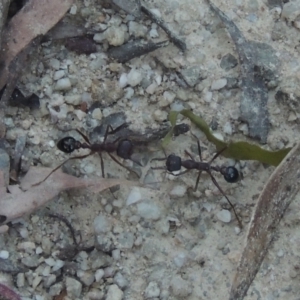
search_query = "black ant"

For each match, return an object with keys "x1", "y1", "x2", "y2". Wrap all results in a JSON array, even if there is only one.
[
  {"x1": 33, "y1": 123, "x2": 139, "y2": 186},
  {"x1": 152, "y1": 140, "x2": 242, "y2": 228}
]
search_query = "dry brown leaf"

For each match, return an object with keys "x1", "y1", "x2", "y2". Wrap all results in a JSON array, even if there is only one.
[
  {"x1": 0, "y1": 0, "x2": 74, "y2": 90},
  {"x1": 0, "y1": 167, "x2": 135, "y2": 229},
  {"x1": 229, "y1": 142, "x2": 300, "y2": 299}
]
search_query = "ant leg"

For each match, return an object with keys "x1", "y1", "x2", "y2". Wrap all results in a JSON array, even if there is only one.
[
  {"x1": 75, "y1": 129, "x2": 91, "y2": 144},
  {"x1": 151, "y1": 147, "x2": 168, "y2": 162},
  {"x1": 98, "y1": 152, "x2": 105, "y2": 178},
  {"x1": 208, "y1": 146, "x2": 227, "y2": 165},
  {"x1": 104, "y1": 123, "x2": 128, "y2": 142},
  {"x1": 197, "y1": 140, "x2": 203, "y2": 161},
  {"x1": 194, "y1": 171, "x2": 202, "y2": 191},
  {"x1": 151, "y1": 166, "x2": 167, "y2": 170},
  {"x1": 108, "y1": 153, "x2": 140, "y2": 178},
  {"x1": 184, "y1": 150, "x2": 196, "y2": 161},
  {"x1": 32, "y1": 153, "x2": 92, "y2": 186},
  {"x1": 208, "y1": 171, "x2": 242, "y2": 228}
]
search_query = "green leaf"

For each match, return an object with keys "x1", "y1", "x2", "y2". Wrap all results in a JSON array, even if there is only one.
[{"x1": 163, "y1": 110, "x2": 291, "y2": 166}]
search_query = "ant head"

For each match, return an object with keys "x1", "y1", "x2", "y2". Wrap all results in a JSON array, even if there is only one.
[
  {"x1": 57, "y1": 137, "x2": 80, "y2": 153},
  {"x1": 117, "y1": 139, "x2": 133, "y2": 159},
  {"x1": 222, "y1": 166, "x2": 239, "y2": 183},
  {"x1": 166, "y1": 154, "x2": 182, "y2": 172}
]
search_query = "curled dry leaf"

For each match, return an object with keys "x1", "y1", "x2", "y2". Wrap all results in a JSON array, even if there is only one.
[
  {"x1": 0, "y1": 167, "x2": 135, "y2": 232},
  {"x1": 229, "y1": 142, "x2": 300, "y2": 299},
  {"x1": 0, "y1": 0, "x2": 74, "y2": 91}
]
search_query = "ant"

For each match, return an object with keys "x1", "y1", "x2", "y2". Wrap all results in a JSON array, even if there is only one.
[
  {"x1": 33, "y1": 123, "x2": 139, "y2": 186},
  {"x1": 152, "y1": 140, "x2": 242, "y2": 228}
]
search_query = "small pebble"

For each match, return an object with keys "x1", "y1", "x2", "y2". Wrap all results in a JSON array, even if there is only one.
[
  {"x1": 211, "y1": 78, "x2": 227, "y2": 90},
  {"x1": 112, "y1": 249, "x2": 121, "y2": 261},
  {"x1": 92, "y1": 108, "x2": 103, "y2": 120},
  {"x1": 127, "y1": 69, "x2": 142, "y2": 87},
  {"x1": 66, "y1": 277, "x2": 82, "y2": 298},
  {"x1": 65, "y1": 94, "x2": 82, "y2": 105},
  {"x1": 137, "y1": 201, "x2": 162, "y2": 220},
  {"x1": 77, "y1": 270, "x2": 94, "y2": 286},
  {"x1": 126, "y1": 187, "x2": 142, "y2": 205},
  {"x1": 53, "y1": 70, "x2": 65, "y2": 80},
  {"x1": 105, "y1": 26, "x2": 125, "y2": 46},
  {"x1": 289, "y1": 268, "x2": 298, "y2": 278},
  {"x1": 170, "y1": 275, "x2": 192, "y2": 297},
  {"x1": 0, "y1": 251, "x2": 9, "y2": 259},
  {"x1": 169, "y1": 185, "x2": 187, "y2": 198},
  {"x1": 223, "y1": 122, "x2": 233, "y2": 135},
  {"x1": 54, "y1": 78, "x2": 72, "y2": 91},
  {"x1": 32, "y1": 275, "x2": 42, "y2": 289},
  {"x1": 94, "y1": 215, "x2": 113, "y2": 234},
  {"x1": 106, "y1": 284, "x2": 123, "y2": 300},
  {"x1": 277, "y1": 249, "x2": 284, "y2": 257},
  {"x1": 114, "y1": 272, "x2": 129, "y2": 290},
  {"x1": 217, "y1": 210, "x2": 232, "y2": 223},
  {"x1": 95, "y1": 269, "x2": 105, "y2": 282},
  {"x1": 145, "y1": 281, "x2": 160, "y2": 298},
  {"x1": 173, "y1": 252, "x2": 187, "y2": 268}
]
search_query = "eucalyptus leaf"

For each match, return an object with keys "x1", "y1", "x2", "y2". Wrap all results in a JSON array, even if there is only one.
[{"x1": 162, "y1": 110, "x2": 290, "y2": 166}]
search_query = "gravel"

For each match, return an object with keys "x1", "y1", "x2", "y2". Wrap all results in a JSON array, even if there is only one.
[{"x1": 1, "y1": 0, "x2": 299, "y2": 299}]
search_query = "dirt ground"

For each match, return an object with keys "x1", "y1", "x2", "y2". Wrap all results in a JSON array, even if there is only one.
[{"x1": 1, "y1": 0, "x2": 300, "y2": 299}]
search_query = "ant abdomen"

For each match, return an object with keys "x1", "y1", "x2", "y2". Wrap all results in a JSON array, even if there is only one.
[
  {"x1": 57, "y1": 137, "x2": 80, "y2": 153},
  {"x1": 166, "y1": 154, "x2": 182, "y2": 172},
  {"x1": 222, "y1": 166, "x2": 239, "y2": 183},
  {"x1": 117, "y1": 139, "x2": 134, "y2": 159}
]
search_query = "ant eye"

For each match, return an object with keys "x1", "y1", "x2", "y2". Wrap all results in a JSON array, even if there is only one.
[
  {"x1": 57, "y1": 137, "x2": 77, "y2": 153},
  {"x1": 117, "y1": 140, "x2": 133, "y2": 159},
  {"x1": 223, "y1": 166, "x2": 239, "y2": 183},
  {"x1": 166, "y1": 154, "x2": 181, "y2": 172}
]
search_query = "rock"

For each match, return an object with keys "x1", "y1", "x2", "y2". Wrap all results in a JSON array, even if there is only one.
[
  {"x1": 76, "y1": 270, "x2": 94, "y2": 286},
  {"x1": 104, "y1": 26, "x2": 126, "y2": 46},
  {"x1": 281, "y1": 1, "x2": 300, "y2": 23},
  {"x1": 145, "y1": 281, "x2": 160, "y2": 298},
  {"x1": 53, "y1": 70, "x2": 65, "y2": 80},
  {"x1": 113, "y1": 272, "x2": 129, "y2": 290},
  {"x1": 128, "y1": 21, "x2": 148, "y2": 38},
  {"x1": 173, "y1": 252, "x2": 188, "y2": 268},
  {"x1": 126, "y1": 187, "x2": 142, "y2": 205},
  {"x1": 137, "y1": 201, "x2": 162, "y2": 220},
  {"x1": 49, "y1": 58, "x2": 60, "y2": 70},
  {"x1": 21, "y1": 256, "x2": 39, "y2": 268},
  {"x1": 180, "y1": 66, "x2": 206, "y2": 87},
  {"x1": 170, "y1": 275, "x2": 192, "y2": 297},
  {"x1": 112, "y1": 249, "x2": 121, "y2": 261},
  {"x1": 49, "y1": 283, "x2": 63, "y2": 296},
  {"x1": 66, "y1": 277, "x2": 82, "y2": 298},
  {"x1": 106, "y1": 284, "x2": 123, "y2": 300},
  {"x1": 220, "y1": 53, "x2": 238, "y2": 71},
  {"x1": 94, "y1": 215, "x2": 113, "y2": 234},
  {"x1": 117, "y1": 232, "x2": 134, "y2": 249},
  {"x1": 54, "y1": 78, "x2": 72, "y2": 91},
  {"x1": 169, "y1": 185, "x2": 187, "y2": 198},
  {"x1": 95, "y1": 269, "x2": 105, "y2": 282},
  {"x1": 127, "y1": 68, "x2": 142, "y2": 87},
  {"x1": 65, "y1": 94, "x2": 81, "y2": 105},
  {"x1": 217, "y1": 209, "x2": 232, "y2": 223},
  {"x1": 211, "y1": 78, "x2": 227, "y2": 90},
  {"x1": 92, "y1": 108, "x2": 103, "y2": 120}
]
